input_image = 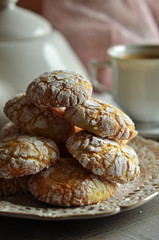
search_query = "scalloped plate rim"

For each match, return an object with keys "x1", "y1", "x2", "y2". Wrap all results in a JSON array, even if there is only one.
[{"x1": 0, "y1": 135, "x2": 158, "y2": 220}]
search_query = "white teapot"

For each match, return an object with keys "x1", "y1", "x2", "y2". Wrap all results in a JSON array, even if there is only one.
[{"x1": 0, "y1": 0, "x2": 88, "y2": 126}]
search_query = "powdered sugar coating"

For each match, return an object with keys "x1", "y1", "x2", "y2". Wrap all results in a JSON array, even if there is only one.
[
  {"x1": 66, "y1": 131, "x2": 140, "y2": 184},
  {"x1": 0, "y1": 122, "x2": 26, "y2": 139},
  {"x1": 28, "y1": 158, "x2": 116, "y2": 206},
  {"x1": 26, "y1": 70, "x2": 92, "y2": 108},
  {"x1": 0, "y1": 134, "x2": 60, "y2": 178},
  {"x1": 65, "y1": 98, "x2": 138, "y2": 141},
  {"x1": 0, "y1": 176, "x2": 29, "y2": 196},
  {"x1": 4, "y1": 93, "x2": 75, "y2": 142}
]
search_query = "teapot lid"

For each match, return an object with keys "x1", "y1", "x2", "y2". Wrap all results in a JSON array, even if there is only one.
[{"x1": 0, "y1": 0, "x2": 52, "y2": 40}]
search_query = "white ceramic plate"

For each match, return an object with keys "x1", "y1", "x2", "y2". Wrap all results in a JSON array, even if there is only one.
[{"x1": 0, "y1": 136, "x2": 158, "y2": 220}]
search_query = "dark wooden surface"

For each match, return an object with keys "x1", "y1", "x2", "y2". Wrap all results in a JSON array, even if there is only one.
[{"x1": 0, "y1": 195, "x2": 158, "y2": 240}]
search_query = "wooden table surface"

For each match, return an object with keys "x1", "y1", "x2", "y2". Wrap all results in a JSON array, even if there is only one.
[{"x1": 0, "y1": 194, "x2": 158, "y2": 240}]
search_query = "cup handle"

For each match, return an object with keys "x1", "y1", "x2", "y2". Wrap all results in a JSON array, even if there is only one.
[{"x1": 90, "y1": 58, "x2": 111, "y2": 93}]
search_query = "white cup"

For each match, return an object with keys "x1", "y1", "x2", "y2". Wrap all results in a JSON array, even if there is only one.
[{"x1": 90, "y1": 44, "x2": 159, "y2": 127}]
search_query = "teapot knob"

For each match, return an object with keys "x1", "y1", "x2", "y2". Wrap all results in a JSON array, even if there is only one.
[{"x1": 0, "y1": 0, "x2": 18, "y2": 7}]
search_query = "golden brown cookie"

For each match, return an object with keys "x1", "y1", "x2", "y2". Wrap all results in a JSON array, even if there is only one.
[
  {"x1": 0, "y1": 122, "x2": 26, "y2": 139},
  {"x1": 65, "y1": 98, "x2": 138, "y2": 141},
  {"x1": 0, "y1": 134, "x2": 60, "y2": 178},
  {"x1": 28, "y1": 158, "x2": 116, "y2": 206},
  {"x1": 66, "y1": 131, "x2": 140, "y2": 184},
  {"x1": 26, "y1": 70, "x2": 92, "y2": 108},
  {"x1": 0, "y1": 176, "x2": 29, "y2": 196},
  {"x1": 4, "y1": 93, "x2": 75, "y2": 142},
  {"x1": 75, "y1": 126, "x2": 83, "y2": 133}
]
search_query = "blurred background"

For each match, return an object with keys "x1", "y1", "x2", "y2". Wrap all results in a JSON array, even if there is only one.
[
  {"x1": 18, "y1": 0, "x2": 159, "y2": 90},
  {"x1": 1, "y1": 0, "x2": 159, "y2": 126}
]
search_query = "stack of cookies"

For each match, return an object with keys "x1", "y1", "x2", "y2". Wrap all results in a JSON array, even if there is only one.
[{"x1": 0, "y1": 70, "x2": 140, "y2": 207}]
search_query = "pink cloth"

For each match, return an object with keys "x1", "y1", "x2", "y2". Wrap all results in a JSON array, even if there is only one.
[{"x1": 43, "y1": 0, "x2": 159, "y2": 90}]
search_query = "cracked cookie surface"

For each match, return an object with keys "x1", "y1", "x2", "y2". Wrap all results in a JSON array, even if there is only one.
[
  {"x1": 4, "y1": 93, "x2": 75, "y2": 142},
  {"x1": 65, "y1": 98, "x2": 138, "y2": 141},
  {"x1": 0, "y1": 134, "x2": 60, "y2": 178},
  {"x1": 26, "y1": 70, "x2": 92, "y2": 108},
  {"x1": 28, "y1": 157, "x2": 116, "y2": 206},
  {"x1": 66, "y1": 131, "x2": 140, "y2": 184}
]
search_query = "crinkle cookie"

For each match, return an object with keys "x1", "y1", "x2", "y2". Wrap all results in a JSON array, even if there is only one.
[
  {"x1": 26, "y1": 70, "x2": 92, "y2": 108},
  {"x1": 66, "y1": 131, "x2": 140, "y2": 184},
  {"x1": 65, "y1": 98, "x2": 138, "y2": 141},
  {"x1": 0, "y1": 176, "x2": 29, "y2": 196},
  {"x1": 0, "y1": 134, "x2": 60, "y2": 178},
  {"x1": 0, "y1": 122, "x2": 26, "y2": 139},
  {"x1": 4, "y1": 93, "x2": 75, "y2": 142},
  {"x1": 28, "y1": 158, "x2": 116, "y2": 206}
]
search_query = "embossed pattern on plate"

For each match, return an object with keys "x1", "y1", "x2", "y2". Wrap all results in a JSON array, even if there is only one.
[{"x1": 0, "y1": 136, "x2": 158, "y2": 220}]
